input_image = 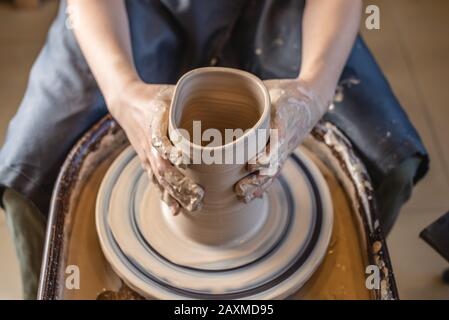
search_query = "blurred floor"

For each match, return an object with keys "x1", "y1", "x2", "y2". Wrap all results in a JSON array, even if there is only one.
[{"x1": 0, "y1": 0, "x2": 448, "y2": 299}]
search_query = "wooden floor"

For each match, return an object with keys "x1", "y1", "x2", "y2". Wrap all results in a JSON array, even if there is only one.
[{"x1": 0, "y1": 0, "x2": 448, "y2": 299}]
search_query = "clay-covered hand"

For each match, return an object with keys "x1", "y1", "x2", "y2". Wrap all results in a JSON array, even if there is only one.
[
  {"x1": 235, "y1": 79, "x2": 330, "y2": 203},
  {"x1": 108, "y1": 81, "x2": 204, "y2": 214}
]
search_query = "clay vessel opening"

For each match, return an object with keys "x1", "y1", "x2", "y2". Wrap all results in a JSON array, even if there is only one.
[{"x1": 172, "y1": 69, "x2": 266, "y2": 148}]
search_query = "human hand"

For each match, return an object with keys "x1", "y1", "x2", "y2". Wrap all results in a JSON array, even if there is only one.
[
  {"x1": 235, "y1": 78, "x2": 330, "y2": 203},
  {"x1": 108, "y1": 81, "x2": 204, "y2": 214}
]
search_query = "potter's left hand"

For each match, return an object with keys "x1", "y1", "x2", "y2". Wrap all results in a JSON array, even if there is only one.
[{"x1": 235, "y1": 79, "x2": 330, "y2": 203}]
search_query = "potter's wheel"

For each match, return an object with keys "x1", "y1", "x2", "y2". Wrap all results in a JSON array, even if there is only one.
[{"x1": 96, "y1": 146, "x2": 333, "y2": 299}]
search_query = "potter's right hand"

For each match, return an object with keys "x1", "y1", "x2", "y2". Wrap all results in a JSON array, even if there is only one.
[{"x1": 107, "y1": 81, "x2": 204, "y2": 215}]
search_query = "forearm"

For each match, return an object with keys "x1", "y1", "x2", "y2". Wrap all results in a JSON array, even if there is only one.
[
  {"x1": 299, "y1": 0, "x2": 362, "y2": 104},
  {"x1": 68, "y1": 0, "x2": 138, "y2": 105}
]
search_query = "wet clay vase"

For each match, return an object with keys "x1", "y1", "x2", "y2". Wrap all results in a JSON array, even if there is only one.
[
  {"x1": 167, "y1": 67, "x2": 271, "y2": 246},
  {"x1": 142, "y1": 67, "x2": 281, "y2": 270}
]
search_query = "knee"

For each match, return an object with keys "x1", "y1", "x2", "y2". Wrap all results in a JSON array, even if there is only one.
[
  {"x1": 376, "y1": 157, "x2": 423, "y2": 234},
  {"x1": 2, "y1": 188, "x2": 46, "y2": 230}
]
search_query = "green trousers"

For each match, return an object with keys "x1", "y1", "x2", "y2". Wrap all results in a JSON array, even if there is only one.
[
  {"x1": 377, "y1": 157, "x2": 422, "y2": 235},
  {"x1": 3, "y1": 188, "x2": 46, "y2": 300}
]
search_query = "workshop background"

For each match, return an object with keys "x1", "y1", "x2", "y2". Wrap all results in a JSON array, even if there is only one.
[{"x1": 0, "y1": 0, "x2": 448, "y2": 299}]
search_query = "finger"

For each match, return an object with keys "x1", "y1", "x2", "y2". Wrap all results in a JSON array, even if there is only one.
[
  {"x1": 149, "y1": 148, "x2": 204, "y2": 212},
  {"x1": 152, "y1": 135, "x2": 185, "y2": 168},
  {"x1": 150, "y1": 99, "x2": 168, "y2": 148},
  {"x1": 170, "y1": 201, "x2": 181, "y2": 216},
  {"x1": 150, "y1": 170, "x2": 162, "y2": 190},
  {"x1": 162, "y1": 189, "x2": 181, "y2": 216},
  {"x1": 132, "y1": 128, "x2": 154, "y2": 171},
  {"x1": 235, "y1": 170, "x2": 280, "y2": 203},
  {"x1": 150, "y1": 100, "x2": 185, "y2": 168},
  {"x1": 136, "y1": 146, "x2": 152, "y2": 173},
  {"x1": 157, "y1": 162, "x2": 204, "y2": 212},
  {"x1": 147, "y1": 166, "x2": 181, "y2": 215},
  {"x1": 144, "y1": 155, "x2": 178, "y2": 214},
  {"x1": 247, "y1": 137, "x2": 279, "y2": 175},
  {"x1": 247, "y1": 125, "x2": 282, "y2": 177},
  {"x1": 144, "y1": 165, "x2": 153, "y2": 181}
]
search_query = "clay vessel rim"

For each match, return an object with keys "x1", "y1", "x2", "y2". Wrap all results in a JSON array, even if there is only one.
[{"x1": 168, "y1": 67, "x2": 271, "y2": 152}]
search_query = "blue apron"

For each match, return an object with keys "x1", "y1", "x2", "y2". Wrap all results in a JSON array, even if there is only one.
[{"x1": 0, "y1": 0, "x2": 428, "y2": 233}]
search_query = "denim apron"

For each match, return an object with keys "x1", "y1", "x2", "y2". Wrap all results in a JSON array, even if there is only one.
[{"x1": 0, "y1": 0, "x2": 428, "y2": 232}]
